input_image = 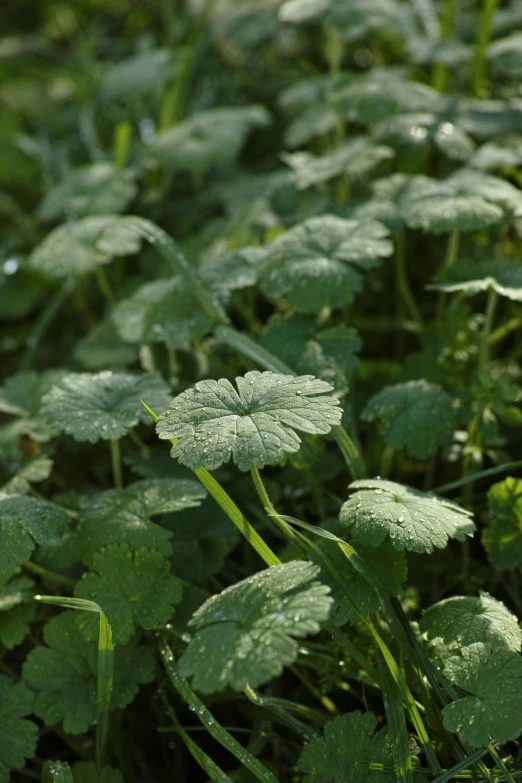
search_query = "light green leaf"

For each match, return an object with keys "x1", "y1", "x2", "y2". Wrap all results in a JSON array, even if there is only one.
[
  {"x1": 199, "y1": 248, "x2": 264, "y2": 299},
  {"x1": 38, "y1": 163, "x2": 137, "y2": 221},
  {"x1": 1, "y1": 454, "x2": 54, "y2": 497},
  {"x1": 0, "y1": 370, "x2": 64, "y2": 442},
  {"x1": 328, "y1": 0, "x2": 414, "y2": 42},
  {"x1": 111, "y1": 277, "x2": 215, "y2": 350},
  {"x1": 428, "y1": 258, "x2": 522, "y2": 302},
  {"x1": 100, "y1": 49, "x2": 173, "y2": 100},
  {"x1": 471, "y1": 136, "x2": 522, "y2": 170},
  {"x1": 29, "y1": 216, "x2": 141, "y2": 279},
  {"x1": 489, "y1": 32, "x2": 522, "y2": 79},
  {"x1": 22, "y1": 612, "x2": 154, "y2": 734},
  {"x1": 447, "y1": 168, "x2": 522, "y2": 216},
  {"x1": 152, "y1": 106, "x2": 270, "y2": 174},
  {"x1": 483, "y1": 477, "x2": 522, "y2": 570},
  {"x1": 179, "y1": 561, "x2": 332, "y2": 693},
  {"x1": 0, "y1": 575, "x2": 35, "y2": 649},
  {"x1": 156, "y1": 371, "x2": 342, "y2": 471},
  {"x1": 42, "y1": 371, "x2": 170, "y2": 443},
  {"x1": 75, "y1": 544, "x2": 182, "y2": 644},
  {"x1": 259, "y1": 215, "x2": 392, "y2": 313},
  {"x1": 279, "y1": 0, "x2": 330, "y2": 23},
  {"x1": 457, "y1": 98, "x2": 522, "y2": 140},
  {"x1": 340, "y1": 479, "x2": 475, "y2": 553},
  {"x1": 421, "y1": 591, "x2": 522, "y2": 652},
  {"x1": 77, "y1": 478, "x2": 205, "y2": 565},
  {"x1": 43, "y1": 760, "x2": 73, "y2": 783},
  {"x1": 375, "y1": 113, "x2": 475, "y2": 163},
  {"x1": 0, "y1": 675, "x2": 38, "y2": 783},
  {"x1": 362, "y1": 380, "x2": 457, "y2": 459},
  {"x1": 74, "y1": 320, "x2": 138, "y2": 370},
  {"x1": 0, "y1": 494, "x2": 70, "y2": 581},
  {"x1": 442, "y1": 642, "x2": 522, "y2": 747}
]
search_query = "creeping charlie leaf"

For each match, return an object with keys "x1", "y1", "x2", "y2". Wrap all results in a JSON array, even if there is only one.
[
  {"x1": 259, "y1": 215, "x2": 393, "y2": 314},
  {"x1": 362, "y1": 379, "x2": 457, "y2": 459},
  {"x1": 340, "y1": 479, "x2": 475, "y2": 553},
  {"x1": 429, "y1": 258, "x2": 522, "y2": 302},
  {"x1": 77, "y1": 478, "x2": 206, "y2": 564},
  {"x1": 0, "y1": 494, "x2": 70, "y2": 581},
  {"x1": 0, "y1": 370, "x2": 64, "y2": 442},
  {"x1": 483, "y1": 477, "x2": 522, "y2": 570},
  {"x1": 42, "y1": 371, "x2": 170, "y2": 443},
  {"x1": 0, "y1": 675, "x2": 38, "y2": 783},
  {"x1": 22, "y1": 612, "x2": 154, "y2": 734},
  {"x1": 442, "y1": 642, "x2": 522, "y2": 747},
  {"x1": 156, "y1": 371, "x2": 342, "y2": 471},
  {"x1": 75, "y1": 544, "x2": 182, "y2": 644},
  {"x1": 420, "y1": 591, "x2": 522, "y2": 652},
  {"x1": 179, "y1": 561, "x2": 332, "y2": 693}
]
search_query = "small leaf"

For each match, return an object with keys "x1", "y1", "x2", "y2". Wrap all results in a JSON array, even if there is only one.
[
  {"x1": 0, "y1": 675, "x2": 38, "y2": 783},
  {"x1": 279, "y1": 0, "x2": 330, "y2": 23},
  {"x1": 374, "y1": 113, "x2": 475, "y2": 163},
  {"x1": 362, "y1": 380, "x2": 457, "y2": 459},
  {"x1": 42, "y1": 371, "x2": 170, "y2": 443},
  {"x1": 429, "y1": 258, "x2": 522, "y2": 302},
  {"x1": 74, "y1": 320, "x2": 138, "y2": 370},
  {"x1": 421, "y1": 591, "x2": 522, "y2": 651},
  {"x1": 42, "y1": 760, "x2": 74, "y2": 783},
  {"x1": 0, "y1": 370, "x2": 64, "y2": 442},
  {"x1": 75, "y1": 544, "x2": 182, "y2": 644},
  {"x1": 100, "y1": 49, "x2": 173, "y2": 100},
  {"x1": 489, "y1": 32, "x2": 522, "y2": 79},
  {"x1": 0, "y1": 575, "x2": 35, "y2": 649},
  {"x1": 22, "y1": 612, "x2": 154, "y2": 734},
  {"x1": 259, "y1": 215, "x2": 392, "y2": 313},
  {"x1": 77, "y1": 478, "x2": 205, "y2": 565},
  {"x1": 179, "y1": 561, "x2": 332, "y2": 693},
  {"x1": 156, "y1": 371, "x2": 342, "y2": 471},
  {"x1": 442, "y1": 642, "x2": 522, "y2": 747},
  {"x1": 471, "y1": 135, "x2": 522, "y2": 170},
  {"x1": 340, "y1": 479, "x2": 475, "y2": 553},
  {"x1": 483, "y1": 477, "x2": 522, "y2": 570}
]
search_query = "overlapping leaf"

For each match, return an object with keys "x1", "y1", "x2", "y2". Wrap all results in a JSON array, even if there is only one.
[
  {"x1": 179, "y1": 561, "x2": 332, "y2": 693},
  {"x1": 340, "y1": 479, "x2": 475, "y2": 553},
  {"x1": 156, "y1": 371, "x2": 342, "y2": 471},
  {"x1": 429, "y1": 258, "x2": 522, "y2": 301},
  {"x1": 0, "y1": 676, "x2": 38, "y2": 783},
  {"x1": 0, "y1": 370, "x2": 64, "y2": 442},
  {"x1": 483, "y1": 477, "x2": 522, "y2": 570}
]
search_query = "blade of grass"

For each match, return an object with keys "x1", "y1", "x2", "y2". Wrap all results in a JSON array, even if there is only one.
[
  {"x1": 432, "y1": 461, "x2": 522, "y2": 495},
  {"x1": 378, "y1": 657, "x2": 415, "y2": 783}
]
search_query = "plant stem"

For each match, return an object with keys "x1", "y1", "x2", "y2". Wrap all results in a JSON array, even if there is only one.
[
  {"x1": 127, "y1": 427, "x2": 150, "y2": 456},
  {"x1": 110, "y1": 439, "x2": 123, "y2": 489},
  {"x1": 23, "y1": 560, "x2": 76, "y2": 588},
  {"x1": 395, "y1": 232, "x2": 424, "y2": 330},
  {"x1": 21, "y1": 281, "x2": 74, "y2": 370},
  {"x1": 250, "y1": 466, "x2": 296, "y2": 540},
  {"x1": 113, "y1": 120, "x2": 131, "y2": 169},
  {"x1": 380, "y1": 446, "x2": 395, "y2": 478},
  {"x1": 437, "y1": 226, "x2": 460, "y2": 322},
  {"x1": 244, "y1": 685, "x2": 321, "y2": 741},
  {"x1": 479, "y1": 288, "x2": 498, "y2": 369},
  {"x1": 431, "y1": 0, "x2": 459, "y2": 92},
  {"x1": 489, "y1": 316, "x2": 522, "y2": 345},
  {"x1": 433, "y1": 460, "x2": 522, "y2": 495},
  {"x1": 473, "y1": 0, "x2": 499, "y2": 96},
  {"x1": 95, "y1": 267, "x2": 117, "y2": 308}
]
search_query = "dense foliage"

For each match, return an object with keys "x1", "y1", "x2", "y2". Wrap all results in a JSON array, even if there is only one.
[{"x1": 2, "y1": 0, "x2": 522, "y2": 780}]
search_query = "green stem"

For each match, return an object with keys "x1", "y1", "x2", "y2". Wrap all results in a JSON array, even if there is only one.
[
  {"x1": 327, "y1": 622, "x2": 379, "y2": 683},
  {"x1": 473, "y1": 0, "x2": 499, "y2": 96},
  {"x1": 432, "y1": 0, "x2": 459, "y2": 92},
  {"x1": 395, "y1": 232, "x2": 424, "y2": 330},
  {"x1": 433, "y1": 460, "x2": 522, "y2": 495},
  {"x1": 437, "y1": 226, "x2": 460, "y2": 322},
  {"x1": 380, "y1": 446, "x2": 395, "y2": 479},
  {"x1": 489, "y1": 316, "x2": 522, "y2": 345},
  {"x1": 110, "y1": 439, "x2": 123, "y2": 489},
  {"x1": 160, "y1": 641, "x2": 279, "y2": 783},
  {"x1": 250, "y1": 466, "x2": 296, "y2": 540},
  {"x1": 95, "y1": 267, "x2": 117, "y2": 308},
  {"x1": 479, "y1": 288, "x2": 498, "y2": 369},
  {"x1": 127, "y1": 427, "x2": 150, "y2": 456},
  {"x1": 244, "y1": 685, "x2": 321, "y2": 741},
  {"x1": 23, "y1": 560, "x2": 76, "y2": 588},
  {"x1": 488, "y1": 745, "x2": 517, "y2": 783},
  {"x1": 113, "y1": 121, "x2": 131, "y2": 170},
  {"x1": 21, "y1": 281, "x2": 74, "y2": 370}
]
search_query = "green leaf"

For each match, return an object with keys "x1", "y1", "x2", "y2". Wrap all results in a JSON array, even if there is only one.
[
  {"x1": 73, "y1": 762, "x2": 123, "y2": 783},
  {"x1": 471, "y1": 136, "x2": 522, "y2": 170},
  {"x1": 261, "y1": 313, "x2": 361, "y2": 392},
  {"x1": 77, "y1": 478, "x2": 205, "y2": 565},
  {"x1": 420, "y1": 591, "x2": 522, "y2": 652},
  {"x1": 75, "y1": 544, "x2": 182, "y2": 644},
  {"x1": 298, "y1": 711, "x2": 399, "y2": 782},
  {"x1": 74, "y1": 320, "x2": 138, "y2": 370},
  {"x1": 29, "y1": 216, "x2": 142, "y2": 279},
  {"x1": 38, "y1": 163, "x2": 137, "y2": 221},
  {"x1": 340, "y1": 479, "x2": 475, "y2": 554},
  {"x1": 489, "y1": 33, "x2": 522, "y2": 79},
  {"x1": 442, "y1": 642, "x2": 522, "y2": 747},
  {"x1": 447, "y1": 168, "x2": 522, "y2": 216},
  {"x1": 0, "y1": 675, "x2": 38, "y2": 783},
  {"x1": 483, "y1": 477, "x2": 522, "y2": 570},
  {"x1": 111, "y1": 277, "x2": 215, "y2": 350},
  {"x1": 457, "y1": 98, "x2": 522, "y2": 140},
  {"x1": 259, "y1": 215, "x2": 392, "y2": 313},
  {"x1": 374, "y1": 113, "x2": 475, "y2": 163},
  {"x1": 22, "y1": 611, "x2": 154, "y2": 734},
  {"x1": 328, "y1": 0, "x2": 414, "y2": 42},
  {"x1": 279, "y1": 0, "x2": 330, "y2": 23},
  {"x1": 156, "y1": 371, "x2": 342, "y2": 471},
  {"x1": 43, "y1": 760, "x2": 73, "y2": 783},
  {"x1": 199, "y1": 248, "x2": 264, "y2": 299},
  {"x1": 151, "y1": 106, "x2": 270, "y2": 174},
  {"x1": 180, "y1": 561, "x2": 332, "y2": 693},
  {"x1": 1, "y1": 454, "x2": 54, "y2": 497},
  {"x1": 100, "y1": 49, "x2": 173, "y2": 100},
  {"x1": 429, "y1": 258, "x2": 522, "y2": 302},
  {"x1": 0, "y1": 575, "x2": 35, "y2": 649},
  {"x1": 0, "y1": 370, "x2": 64, "y2": 442},
  {"x1": 362, "y1": 380, "x2": 457, "y2": 459},
  {"x1": 281, "y1": 138, "x2": 394, "y2": 190},
  {"x1": 42, "y1": 371, "x2": 170, "y2": 443},
  {"x1": 0, "y1": 494, "x2": 70, "y2": 581}
]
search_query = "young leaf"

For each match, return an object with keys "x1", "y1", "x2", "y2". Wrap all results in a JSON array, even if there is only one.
[
  {"x1": 0, "y1": 494, "x2": 70, "y2": 581},
  {"x1": 340, "y1": 479, "x2": 475, "y2": 553},
  {"x1": 0, "y1": 675, "x2": 38, "y2": 783},
  {"x1": 429, "y1": 258, "x2": 522, "y2": 301},
  {"x1": 179, "y1": 561, "x2": 332, "y2": 693},
  {"x1": 259, "y1": 215, "x2": 392, "y2": 314},
  {"x1": 75, "y1": 544, "x2": 182, "y2": 644},
  {"x1": 29, "y1": 216, "x2": 141, "y2": 279},
  {"x1": 22, "y1": 612, "x2": 154, "y2": 734},
  {"x1": 361, "y1": 380, "x2": 457, "y2": 459},
  {"x1": 0, "y1": 575, "x2": 35, "y2": 649},
  {"x1": 442, "y1": 642, "x2": 522, "y2": 747},
  {"x1": 42, "y1": 371, "x2": 170, "y2": 443},
  {"x1": 156, "y1": 371, "x2": 342, "y2": 471},
  {"x1": 483, "y1": 477, "x2": 522, "y2": 570},
  {"x1": 298, "y1": 710, "x2": 399, "y2": 782},
  {"x1": 420, "y1": 591, "x2": 522, "y2": 652},
  {"x1": 77, "y1": 478, "x2": 205, "y2": 564},
  {"x1": 0, "y1": 370, "x2": 64, "y2": 442}
]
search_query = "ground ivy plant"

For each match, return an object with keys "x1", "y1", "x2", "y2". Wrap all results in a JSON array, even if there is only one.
[{"x1": 1, "y1": 0, "x2": 522, "y2": 781}]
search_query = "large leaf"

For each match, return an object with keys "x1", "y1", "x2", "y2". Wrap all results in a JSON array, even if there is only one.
[
  {"x1": 42, "y1": 371, "x2": 170, "y2": 443},
  {"x1": 259, "y1": 215, "x2": 392, "y2": 313},
  {"x1": 38, "y1": 163, "x2": 137, "y2": 220},
  {"x1": 77, "y1": 478, "x2": 206, "y2": 564},
  {"x1": 483, "y1": 477, "x2": 522, "y2": 570},
  {"x1": 22, "y1": 612, "x2": 154, "y2": 734},
  {"x1": 361, "y1": 380, "x2": 457, "y2": 459},
  {"x1": 179, "y1": 561, "x2": 332, "y2": 693},
  {"x1": 156, "y1": 371, "x2": 342, "y2": 471},
  {"x1": 442, "y1": 642, "x2": 522, "y2": 747},
  {"x1": 340, "y1": 479, "x2": 475, "y2": 553},
  {"x1": 0, "y1": 676, "x2": 38, "y2": 783},
  {"x1": 429, "y1": 258, "x2": 522, "y2": 302}
]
